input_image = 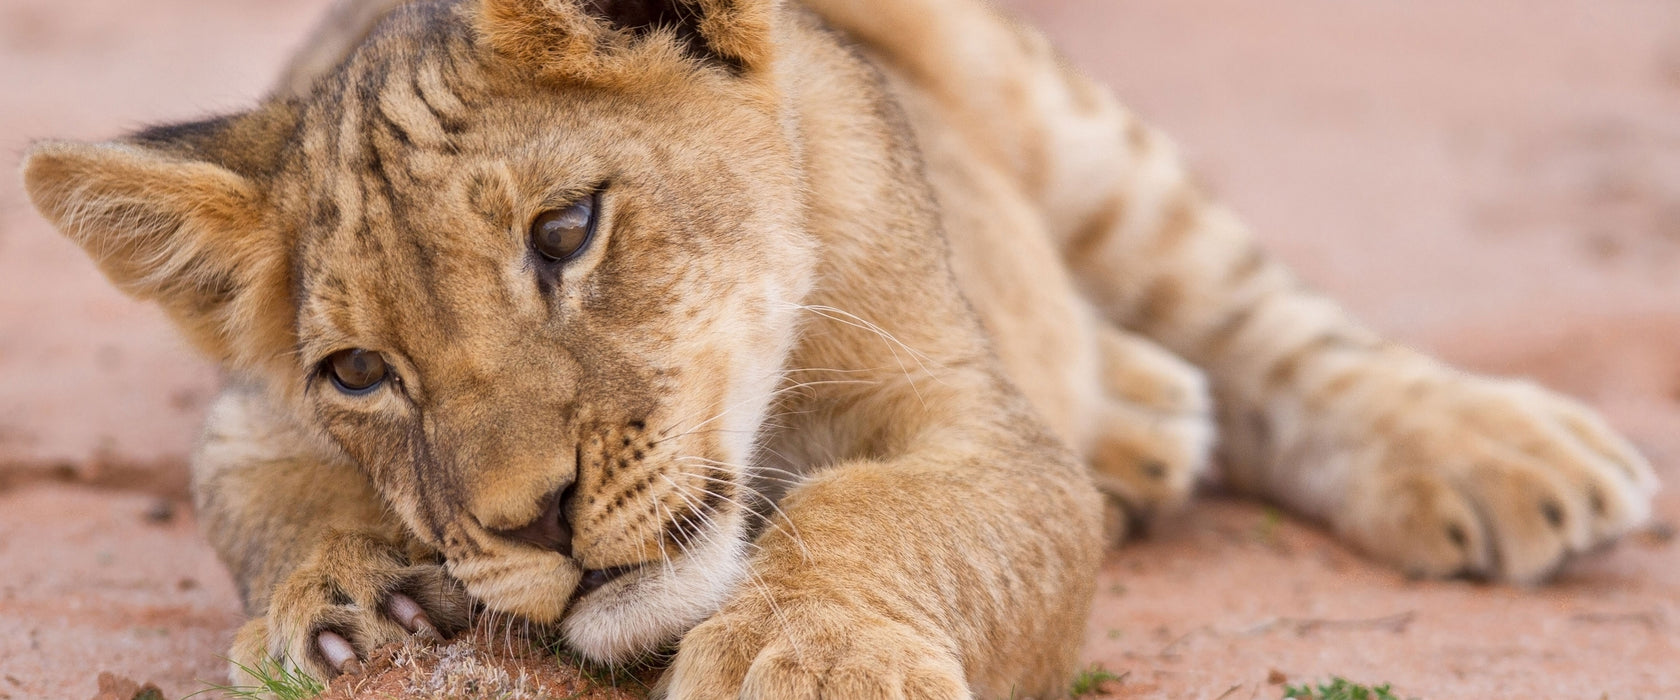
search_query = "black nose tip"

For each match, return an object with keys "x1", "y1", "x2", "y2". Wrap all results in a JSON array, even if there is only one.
[{"x1": 491, "y1": 483, "x2": 575, "y2": 557}]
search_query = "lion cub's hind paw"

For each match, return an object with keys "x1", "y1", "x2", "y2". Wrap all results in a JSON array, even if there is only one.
[
  {"x1": 1087, "y1": 329, "x2": 1215, "y2": 539},
  {"x1": 1340, "y1": 377, "x2": 1658, "y2": 584}
]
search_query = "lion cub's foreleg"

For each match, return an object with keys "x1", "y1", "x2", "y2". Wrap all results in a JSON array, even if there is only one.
[
  {"x1": 195, "y1": 385, "x2": 469, "y2": 683},
  {"x1": 654, "y1": 40, "x2": 1108, "y2": 686},
  {"x1": 659, "y1": 374, "x2": 1105, "y2": 700}
]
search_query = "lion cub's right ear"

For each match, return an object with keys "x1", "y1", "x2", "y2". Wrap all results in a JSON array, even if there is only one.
[
  {"x1": 481, "y1": 0, "x2": 779, "y2": 78},
  {"x1": 20, "y1": 128, "x2": 292, "y2": 374}
]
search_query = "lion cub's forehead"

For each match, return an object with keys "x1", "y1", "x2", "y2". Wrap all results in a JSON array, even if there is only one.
[
  {"x1": 273, "y1": 1, "x2": 790, "y2": 366},
  {"x1": 278, "y1": 27, "x2": 535, "y2": 344}
]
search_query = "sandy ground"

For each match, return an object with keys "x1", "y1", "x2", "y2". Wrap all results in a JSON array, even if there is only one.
[{"x1": 0, "y1": 0, "x2": 1676, "y2": 698}]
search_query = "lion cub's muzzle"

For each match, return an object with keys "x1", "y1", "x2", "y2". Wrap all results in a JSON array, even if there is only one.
[{"x1": 464, "y1": 480, "x2": 642, "y2": 620}]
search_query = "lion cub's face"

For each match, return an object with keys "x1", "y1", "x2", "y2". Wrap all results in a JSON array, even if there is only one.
[{"x1": 22, "y1": 0, "x2": 809, "y2": 661}]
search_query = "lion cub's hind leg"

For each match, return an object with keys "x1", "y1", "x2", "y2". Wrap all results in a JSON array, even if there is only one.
[{"x1": 1084, "y1": 325, "x2": 1215, "y2": 542}]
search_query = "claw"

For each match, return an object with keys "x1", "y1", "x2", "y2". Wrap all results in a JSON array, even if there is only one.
[
  {"x1": 386, "y1": 593, "x2": 438, "y2": 638},
  {"x1": 317, "y1": 630, "x2": 361, "y2": 675}
]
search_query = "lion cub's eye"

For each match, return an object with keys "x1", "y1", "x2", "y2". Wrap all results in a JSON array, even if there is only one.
[
  {"x1": 530, "y1": 193, "x2": 598, "y2": 263},
  {"x1": 326, "y1": 349, "x2": 388, "y2": 395}
]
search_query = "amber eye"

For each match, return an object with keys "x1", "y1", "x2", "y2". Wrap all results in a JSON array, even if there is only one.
[
  {"x1": 326, "y1": 349, "x2": 388, "y2": 395},
  {"x1": 530, "y1": 193, "x2": 598, "y2": 262}
]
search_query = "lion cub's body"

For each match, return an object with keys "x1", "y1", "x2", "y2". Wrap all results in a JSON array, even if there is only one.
[{"x1": 21, "y1": 0, "x2": 1658, "y2": 698}]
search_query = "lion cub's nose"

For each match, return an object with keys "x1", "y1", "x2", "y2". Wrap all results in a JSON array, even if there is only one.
[{"x1": 491, "y1": 483, "x2": 576, "y2": 557}]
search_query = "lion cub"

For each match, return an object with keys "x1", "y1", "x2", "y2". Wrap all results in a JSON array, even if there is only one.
[{"x1": 21, "y1": 0, "x2": 1656, "y2": 697}]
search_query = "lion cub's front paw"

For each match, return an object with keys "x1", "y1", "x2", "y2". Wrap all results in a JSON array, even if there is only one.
[
  {"x1": 657, "y1": 596, "x2": 970, "y2": 700},
  {"x1": 1338, "y1": 374, "x2": 1658, "y2": 583},
  {"x1": 227, "y1": 533, "x2": 471, "y2": 685}
]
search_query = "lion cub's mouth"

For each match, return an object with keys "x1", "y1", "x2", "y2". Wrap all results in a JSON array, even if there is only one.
[{"x1": 571, "y1": 563, "x2": 639, "y2": 603}]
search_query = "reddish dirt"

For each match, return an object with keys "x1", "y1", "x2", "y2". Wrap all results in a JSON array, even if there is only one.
[
  {"x1": 312, "y1": 625, "x2": 651, "y2": 700},
  {"x1": 1, "y1": 1, "x2": 1677, "y2": 698}
]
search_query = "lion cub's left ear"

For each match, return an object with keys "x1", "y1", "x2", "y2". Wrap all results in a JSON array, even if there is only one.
[{"x1": 20, "y1": 115, "x2": 292, "y2": 374}]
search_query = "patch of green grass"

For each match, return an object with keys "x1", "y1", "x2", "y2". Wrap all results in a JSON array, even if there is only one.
[
  {"x1": 1282, "y1": 677, "x2": 1404, "y2": 700},
  {"x1": 191, "y1": 657, "x2": 325, "y2": 700},
  {"x1": 1253, "y1": 506, "x2": 1285, "y2": 545},
  {"x1": 1068, "y1": 664, "x2": 1127, "y2": 697}
]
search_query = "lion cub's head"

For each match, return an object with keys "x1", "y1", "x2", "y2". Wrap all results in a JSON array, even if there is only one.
[{"x1": 21, "y1": 0, "x2": 815, "y2": 662}]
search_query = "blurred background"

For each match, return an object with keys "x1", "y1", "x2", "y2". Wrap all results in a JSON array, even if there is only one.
[{"x1": 0, "y1": 1, "x2": 1676, "y2": 697}]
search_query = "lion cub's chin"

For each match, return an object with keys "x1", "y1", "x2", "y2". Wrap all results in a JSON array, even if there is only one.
[
  {"x1": 447, "y1": 520, "x2": 751, "y2": 663},
  {"x1": 560, "y1": 527, "x2": 751, "y2": 663}
]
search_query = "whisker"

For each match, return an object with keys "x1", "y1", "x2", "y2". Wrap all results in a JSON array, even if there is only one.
[
  {"x1": 654, "y1": 378, "x2": 874, "y2": 447},
  {"x1": 782, "y1": 302, "x2": 946, "y2": 370},
  {"x1": 652, "y1": 475, "x2": 800, "y2": 661},
  {"x1": 780, "y1": 302, "x2": 954, "y2": 407},
  {"x1": 673, "y1": 456, "x2": 803, "y2": 489},
  {"x1": 673, "y1": 458, "x2": 810, "y2": 563}
]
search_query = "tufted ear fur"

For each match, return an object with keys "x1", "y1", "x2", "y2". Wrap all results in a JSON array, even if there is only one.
[
  {"x1": 20, "y1": 112, "x2": 295, "y2": 377},
  {"x1": 479, "y1": 0, "x2": 778, "y2": 78}
]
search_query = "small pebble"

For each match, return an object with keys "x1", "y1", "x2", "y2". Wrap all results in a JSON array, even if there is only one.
[
  {"x1": 143, "y1": 499, "x2": 175, "y2": 524},
  {"x1": 1637, "y1": 521, "x2": 1676, "y2": 548}
]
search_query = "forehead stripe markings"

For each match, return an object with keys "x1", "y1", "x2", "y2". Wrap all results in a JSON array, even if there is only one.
[
  {"x1": 415, "y1": 58, "x2": 470, "y2": 135},
  {"x1": 377, "y1": 67, "x2": 451, "y2": 150},
  {"x1": 363, "y1": 96, "x2": 469, "y2": 339}
]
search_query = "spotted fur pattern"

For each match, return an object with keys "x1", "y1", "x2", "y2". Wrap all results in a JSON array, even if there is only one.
[{"x1": 19, "y1": 0, "x2": 1658, "y2": 698}]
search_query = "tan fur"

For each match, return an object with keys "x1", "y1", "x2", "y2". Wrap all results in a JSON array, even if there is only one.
[{"x1": 19, "y1": 0, "x2": 1658, "y2": 698}]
